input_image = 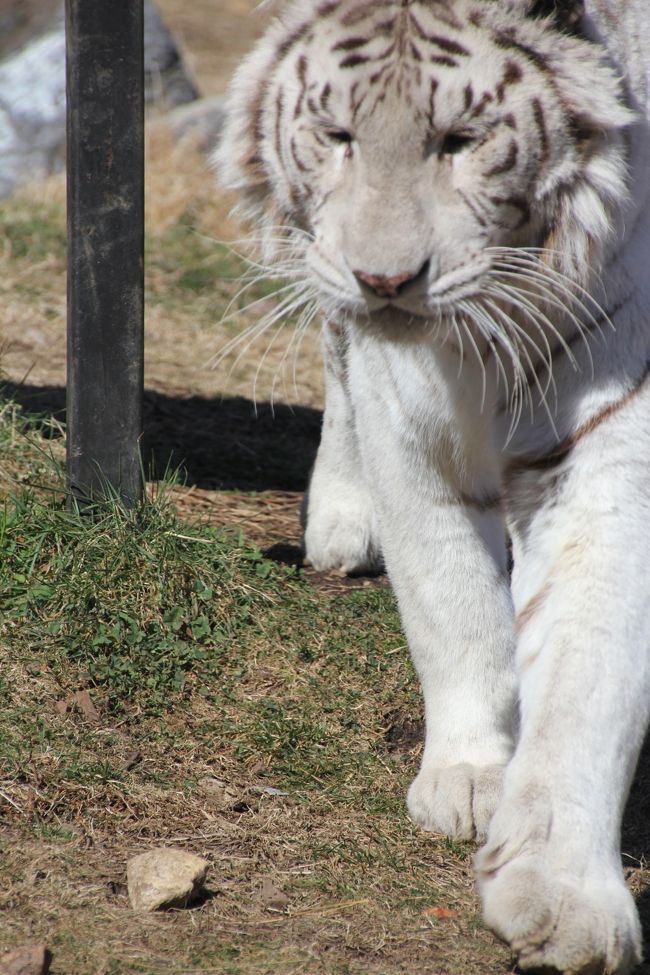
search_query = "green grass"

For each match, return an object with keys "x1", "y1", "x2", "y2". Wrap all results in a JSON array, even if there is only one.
[
  {"x1": 146, "y1": 217, "x2": 285, "y2": 324},
  {"x1": 0, "y1": 475, "x2": 417, "y2": 809},
  {"x1": 0, "y1": 394, "x2": 511, "y2": 975},
  {"x1": 0, "y1": 396, "x2": 416, "y2": 796},
  {"x1": 2, "y1": 207, "x2": 66, "y2": 263},
  {"x1": 0, "y1": 395, "x2": 405, "y2": 779},
  {"x1": 2, "y1": 488, "x2": 271, "y2": 712}
]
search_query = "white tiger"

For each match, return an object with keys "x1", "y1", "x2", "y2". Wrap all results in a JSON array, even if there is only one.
[{"x1": 216, "y1": 1, "x2": 650, "y2": 971}]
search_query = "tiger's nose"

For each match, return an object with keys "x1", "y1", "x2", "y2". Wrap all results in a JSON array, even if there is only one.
[{"x1": 353, "y1": 260, "x2": 429, "y2": 299}]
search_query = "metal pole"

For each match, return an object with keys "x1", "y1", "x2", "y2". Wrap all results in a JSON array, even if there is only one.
[{"x1": 66, "y1": 0, "x2": 144, "y2": 508}]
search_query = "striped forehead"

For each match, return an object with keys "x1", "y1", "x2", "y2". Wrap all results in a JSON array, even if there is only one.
[
  {"x1": 326, "y1": 0, "x2": 472, "y2": 68},
  {"x1": 279, "y1": 2, "x2": 516, "y2": 130}
]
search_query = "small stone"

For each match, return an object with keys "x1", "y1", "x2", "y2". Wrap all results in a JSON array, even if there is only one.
[
  {"x1": 126, "y1": 848, "x2": 209, "y2": 913},
  {"x1": 257, "y1": 878, "x2": 290, "y2": 912},
  {"x1": 53, "y1": 698, "x2": 68, "y2": 717},
  {"x1": 0, "y1": 944, "x2": 52, "y2": 975},
  {"x1": 250, "y1": 785, "x2": 290, "y2": 797},
  {"x1": 197, "y1": 777, "x2": 240, "y2": 808},
  {"x1": 72, "y1": 689, "x2": 99, "y2": 724}
]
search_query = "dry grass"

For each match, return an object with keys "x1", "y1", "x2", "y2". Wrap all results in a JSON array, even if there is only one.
[
  {"x1": 0, "y1": 659, "x2": 503, "y2": 975},
  {"x1": 0, "y1": 128, "x2": 324, "y2": 410},
  {"x1": 155, "y1": 0, "x2": 270, "y2": 97}
]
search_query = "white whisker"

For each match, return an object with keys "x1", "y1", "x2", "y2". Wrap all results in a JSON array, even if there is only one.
[
  {"x1": 485, "y1": 284, "x2": 559, "y2": 386},
  {"x1": 462, "y1": 299, "x2": 526, "y2": 439},
  {"x1": 220, "y1": 279, "x2": 301, "y2": 327},
  {"x1": 483, "y1": 296, "x2": 559, "y2": 440},
  {"x1": 491, "y1": 264, "x2": 604, "y2": 373},
  {"x1": 462, "y1": 301, "x2": 511, "y2": 403},
  {"x1": 448, "y1": 313, "x2": 466, "y2": 378},
  {"x1": 488, "y1": 247, "x2": 612, "y2": 333},
  {"x1": 490, "y1": 277, "x2": 593, "y2": 378},
  {"x1": 270, "y1": 296, "x2": 320, "y2": 405},
  {"x1": 456, "y1": 308, "x2": 487, "y2": 410},
  {"x1": 212, "y1": 288, "x2": 303, "y2": 364}
]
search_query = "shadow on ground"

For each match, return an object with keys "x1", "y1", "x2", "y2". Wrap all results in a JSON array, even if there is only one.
[
  {"x1": 623, "y1": 735, "x2": 650, "y2": 966},
  {"x1": 3, "y1": 382, "x2": 322, "y2": 491}
]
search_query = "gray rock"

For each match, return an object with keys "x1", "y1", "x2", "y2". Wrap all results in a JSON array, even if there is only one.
[
  {"x1": 126, "y1": 848, "x2": 209, "y2": 912},
  {"x1": 144, "y1": 2, "x2": 199, "y2": 109},
  {"x1": 0, "y1": 30, "x2": 67, "y2": 197},
  {"x1": 0, "y1": 1, "x2": 198, "y2": 197},
  {"x1": 152, "y1": 95, "x2": 227, "y2": 153}
]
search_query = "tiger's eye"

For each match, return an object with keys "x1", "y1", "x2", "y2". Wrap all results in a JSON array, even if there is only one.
[
  {"x1": 440, "y1": 132, "x2": 474, "y2": 155},
  {"x1": 325, "y1": 128, "x2": 353, "y2": 144}
]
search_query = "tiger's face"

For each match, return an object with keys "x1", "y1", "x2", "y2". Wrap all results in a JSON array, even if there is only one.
[
  {"x1": 218, "y1": 0, "x2": 631, "y2": 329},
  {"x1": 285, "y1": 10, "x2": 558, "y2": 321}
]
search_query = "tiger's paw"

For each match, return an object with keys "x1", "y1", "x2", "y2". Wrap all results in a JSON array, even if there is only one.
[
  {"x1": 407, "y1": 763, "x2": 504, "y2": 841},
  {"x1": 477, "y1": 844, "x2": 642, "y2": 974},
  {"x1": 302, "y1": 485, "x2": 383, "y2": 575}
]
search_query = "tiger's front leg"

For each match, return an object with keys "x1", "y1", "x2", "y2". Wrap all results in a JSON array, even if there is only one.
[
  {"x1": 302, "y1": 320, "x2": 382, "y2": 574},
  {"x1": 348, "y1": 333, "x2": 518, "y2": 840},
  {"x1": 477, "y1": 395, "x2": 650, "y2": 974}
]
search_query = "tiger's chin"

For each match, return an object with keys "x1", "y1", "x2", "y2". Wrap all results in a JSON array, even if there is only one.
[{"x1": 360, "y1": 305, "x2": 438, "y2": 338}]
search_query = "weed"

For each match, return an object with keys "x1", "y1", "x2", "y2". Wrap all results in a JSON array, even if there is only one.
[
  {"x1": 0, "y1": 485, "x2": 281, "y2": 713},
  {"x1": 2, "y1": 208, "x2": 66, "y2": 263}
]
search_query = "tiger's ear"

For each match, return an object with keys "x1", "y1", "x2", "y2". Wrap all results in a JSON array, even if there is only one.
[{"x1": 528, "y1": 0, "x2": 585, "y2": 33}]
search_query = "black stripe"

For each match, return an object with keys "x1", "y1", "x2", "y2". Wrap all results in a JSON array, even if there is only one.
[
  {"x1": 532, "y1": 98, "x2": 549, "y2": 164},
  {"x1": 340, "y1": 53, "x2": 371, "y2": 68},
  {"x1": 493, "y1": 31, "x2": 553, "y2": 76},
  {"x1": 332, "y1": 35, "x2": 370, "y2": 52},
  {"x1": 470, "y1": 91, "x2": 494, "y2": 118},
  {"x1": 293, "y1": 56, "x2": 308, "y2": 119},
  {"x1": 457, "y1": 188, "x2": 488, "y2": 228},
  {"x1": 430, "y1": 54, "x2": 459, "y2": 68},
  {"x1": 484, "y1": 140, "x2": 519, "y2": 177}
]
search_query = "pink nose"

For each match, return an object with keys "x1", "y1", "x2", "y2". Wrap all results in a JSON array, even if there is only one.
[{"x1": 353, "y1": 264, "x2": 427, "y2": 299}]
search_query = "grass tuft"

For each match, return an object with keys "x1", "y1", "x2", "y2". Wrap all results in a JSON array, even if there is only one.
[{"x1": 1, "y1": 482, "x2": 288, "y2": 714}]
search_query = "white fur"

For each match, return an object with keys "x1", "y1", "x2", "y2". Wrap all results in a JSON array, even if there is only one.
[
  {"x1": 302, "y1": 321, "x2": 382, "y2": 573},
  {"x1": 216, "y1": 1, "x2": 650, "y2": 970}
]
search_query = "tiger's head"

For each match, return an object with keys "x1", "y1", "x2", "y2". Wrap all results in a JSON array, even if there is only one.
[{"x1": 217, "y1": 0, "x2": 632, "y2": 331}]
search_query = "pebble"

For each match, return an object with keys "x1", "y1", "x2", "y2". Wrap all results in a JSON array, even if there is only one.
[
  {"x1": 0, "y1": 945, "x2": 52, "y2": 975},
  {"x1": 126, "y1": 848, "x2": 209, "y2": 913}
]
